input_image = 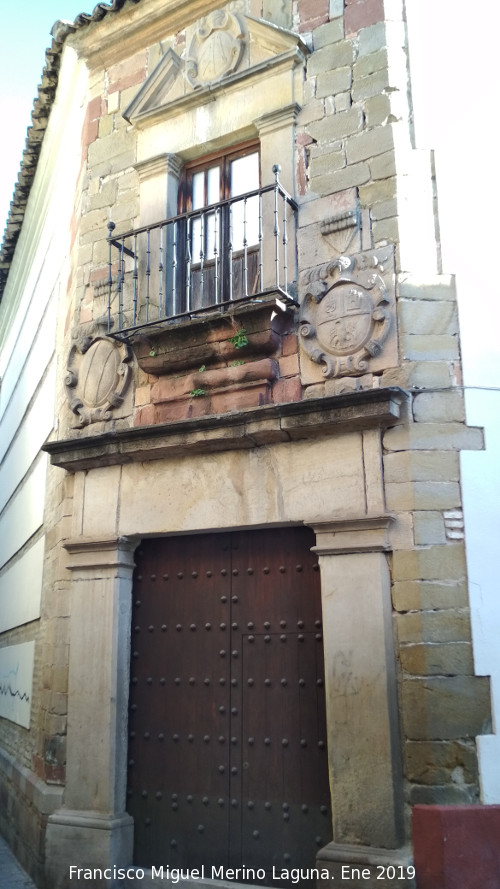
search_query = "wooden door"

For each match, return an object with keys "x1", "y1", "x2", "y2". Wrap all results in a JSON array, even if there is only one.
[{"x1": 127, "y1": 528, "x2": 332, "y2": 885}]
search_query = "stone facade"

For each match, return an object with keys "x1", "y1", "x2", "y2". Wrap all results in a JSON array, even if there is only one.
[{"x1": 0, "y1": 1, "x2": 494, "y2": 888}]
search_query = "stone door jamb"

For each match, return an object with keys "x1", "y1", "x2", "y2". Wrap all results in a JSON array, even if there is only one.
[
  {"x1": 45, "y1": 536, "x2": 139, "y2": 889},
  {"x1": 308, "y1": 516, "x2": 404, "y2": 854}
]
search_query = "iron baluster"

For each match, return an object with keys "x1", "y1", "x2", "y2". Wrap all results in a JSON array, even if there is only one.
[
  {"x1": 158, "y1": 224, "x2": 164, "y2": 319},
  {"x1": 118, "y1": 238, "x2": 126, "y2": 330},
  {"x1": 282, "y1": 192, "x2": 288, "y2": 295},
  {"x1": 171, "y1": 220, "x2": 177, "y2": 317},
  {"x1": 228, "y1": 207, "x2": 233, "y2": 304},
  {"x1": 258, "y1": 193, "x2": 263, "y2": 293},
  {"x1": 213, "y1": 207, "x2": 219, "y2": 305},
  {"x1": 132, "y1": 233, "x2": 138, "y2": 325},
  {"x1": 243, "y1": 196, "x2": 248, "y2": 297},
  {"x1": 272, "y1": 164, "x2": 281, "y2": 288},
  {"x1": 145, "y1": 227, "x2": 151, "y2": 321},
  {"x1": 107, "y1": 221, "x2": 115, "y2": 333},
  {"x1": 186, "y1": 222, "x2": 192, "y2": 313},
  {"x1": 199, "y1": 211, "x2": 205, "y2": 309}
]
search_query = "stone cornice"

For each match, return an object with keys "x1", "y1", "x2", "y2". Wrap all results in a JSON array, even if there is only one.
[{"x1": 43, "y1": 387, "x2": 407, "y2": 471}]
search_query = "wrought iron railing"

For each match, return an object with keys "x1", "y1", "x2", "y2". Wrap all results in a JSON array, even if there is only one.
[{"x1": 106, "y1": 166, "x2": 298, "y2": 336}]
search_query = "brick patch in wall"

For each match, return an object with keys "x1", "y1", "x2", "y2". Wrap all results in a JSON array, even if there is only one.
[
  {"x1": 107, "y1": 52, "x2": 147, "y2": 94},
  {"x1": 298, "y1": 0, "x2": 329, "y2": 32},
  {"x1": 345, "y1": 0, "x2": 385, "y2": 34},
  {"x1": 272, "y1": 376, "x2": 302, "y2": 404}
]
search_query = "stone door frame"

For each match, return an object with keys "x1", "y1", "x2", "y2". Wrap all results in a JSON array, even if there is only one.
[{"x1": 45, "y1": 516, "x2": 406, "y2": 888}]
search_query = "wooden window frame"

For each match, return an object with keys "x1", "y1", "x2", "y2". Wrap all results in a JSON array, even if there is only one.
[{"x1": 178, "y1": 140, "x2": 261, "y2": 213}]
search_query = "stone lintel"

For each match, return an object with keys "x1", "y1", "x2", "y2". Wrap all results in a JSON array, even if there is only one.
[
  {"x1": 310, "y1": 515, "x2": 395, "y2": 553},
  {"x1": 44, "y1": 388, "x2": 406, "y2": 472},
  {"x1": 317, "y1": 842, "x2": 415, "y2": 888}
]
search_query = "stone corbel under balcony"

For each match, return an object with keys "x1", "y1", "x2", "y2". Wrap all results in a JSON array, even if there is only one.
[{"x1": 130, "y1": 295, "x2": 292, "y2": 376}]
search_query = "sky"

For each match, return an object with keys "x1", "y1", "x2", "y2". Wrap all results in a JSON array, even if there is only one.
[
  {"x1": 405, "y1": 0, "x2": 500, "y2": 389},
  {"x1": 0, "y1": 0, "x2": 90, "y2": 229}
]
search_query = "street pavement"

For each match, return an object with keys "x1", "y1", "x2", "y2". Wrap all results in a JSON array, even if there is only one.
[{"x1": 0, "y1": 834, "x2": 37, "y2": 888}]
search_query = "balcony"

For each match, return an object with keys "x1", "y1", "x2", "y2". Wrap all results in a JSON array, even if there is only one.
[{"x1": 106, "y1": 167, "x2": 298, "y2": 339}]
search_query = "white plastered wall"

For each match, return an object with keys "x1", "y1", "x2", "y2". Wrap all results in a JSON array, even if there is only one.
[
  {"x1": 0, "y1": 45, "x2": 89, "y2": 726},
  {"x1": 406, "y1": 0, "x2": 500, "y2": 802}
]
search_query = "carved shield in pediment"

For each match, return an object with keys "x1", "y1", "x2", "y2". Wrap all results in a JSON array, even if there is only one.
[{"x1": 186, "y1": 10, "x2": 245, "y2": 87}]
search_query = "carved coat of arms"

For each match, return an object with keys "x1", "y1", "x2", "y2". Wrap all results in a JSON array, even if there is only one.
[
  {"x1": 299, "y1": 250, "x2": 395, "y2": 379},
  {"x1": 65, "y1": 330, "x2": 131, "y2": 427}
]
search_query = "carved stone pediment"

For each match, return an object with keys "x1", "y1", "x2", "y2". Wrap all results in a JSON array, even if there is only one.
[
  {"x1": 299, "y1": 248, "x2": 397, "y2": 381},
  {"x1": 124, "y1": 48, "x2": 185, "y2": 121},
  {"x1": 65, "y1": 329, "x2": 132, "y2": 428},
  {"x1": 123, "y1": 11, "x2": 308, "y2": 127}
]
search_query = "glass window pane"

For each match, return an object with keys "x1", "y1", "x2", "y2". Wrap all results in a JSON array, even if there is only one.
[
  {"x1": 230, "y1": 152, "x2": 259, "y2": 197},
  {"x1": 231, "y1": 195, "x2": 259, "y2": 251},
  {"x1": 207, "y1": 166, "x2": 220, "y2": 205},
  {"x1": 190, "y1": 217, "x2": 202, "y2": 261},
  {"x1": 192, "y1": 171, "x2": 205, "y2": 210}
]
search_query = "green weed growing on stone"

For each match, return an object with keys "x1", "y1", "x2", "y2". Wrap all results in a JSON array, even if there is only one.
[{"x1": 228, "y1": 328, "x2": 248, "y2": 349}]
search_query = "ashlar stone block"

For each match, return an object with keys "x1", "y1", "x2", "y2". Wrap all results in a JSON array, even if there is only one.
[
  {"x1": 401, "y1": 334, "x2": 459, "y2": 362},
  {"x1": 307, "y1": 40, "x2": 355, "y2": 76},
  {"x1": 353, "y1": 48, "x2": 389, "y2": 78},
  {"x1": 413, "y1": 511, "x2": 447, "y2": 546},
  {"x1": 363, "y1": 93, "x2": 392, "y2": 126},
  {"x1": 391, "y1": 579, "x2": 468, "y2": 613},
  {"x1": 392, "y1": 544, "x2": 466, "y2": 582},
  {"x1": 385, "y1": 480, "x2": 460, "y2": 512},
  {"x1": 396, "y1": 609, "x2": 471, "y2": 644},
  {"x1": 402, "y1": 676, "x2": 491, "y2": 740},
  {"x1": 398, "y1": 273, "x2": 457, "y2": 301},
  {"x1": 405, "y1": 739, "x2": 478, "y2": 785},
  {"x1": 369, "y1": 150, "x2": 397, "y2": 179},
  {"x1": 313, "y1": 17, "x2": 344, "y2": 48},
  {"x1": 316, "y1": 67, "x2": 353, "y2": 98},
  {"x1": 381, "y1": 360, "x2": 452, "y2": 390},
  {"x1": 322, "y1": 161, "x2": 372, "y2": 193},
  {"x1": 409, "y1": 783, "x2": 479, "y2": 806},
  {"x1": 413, "y1": 391, "x2": 465, "y2": 424},
  {"x1": 398, "y1": 299, "x2": 458, "y2": 336},
  {"x1": 399, "y1": 642, "x2": 474, "y2": 676},
  {"x1": 383, "y1": 423, "x2": 484, "y2": 453},
  {"x1": 309, "y1": 149, "x2": 346, "y2": 182},
  {"x1": 307, "y1": 107, "x2": 364, "y2": 143},
  {"x1": 358, "y1": 21, "x2": 387, "y2": 55},
  {"x1": 346, "y1": 123, "x2": 395, "y2": 164}
]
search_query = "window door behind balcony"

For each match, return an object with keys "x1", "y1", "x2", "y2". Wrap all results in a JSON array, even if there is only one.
[{"x1": 178, "y1": 145, "x2": 261, "y2": 313}]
